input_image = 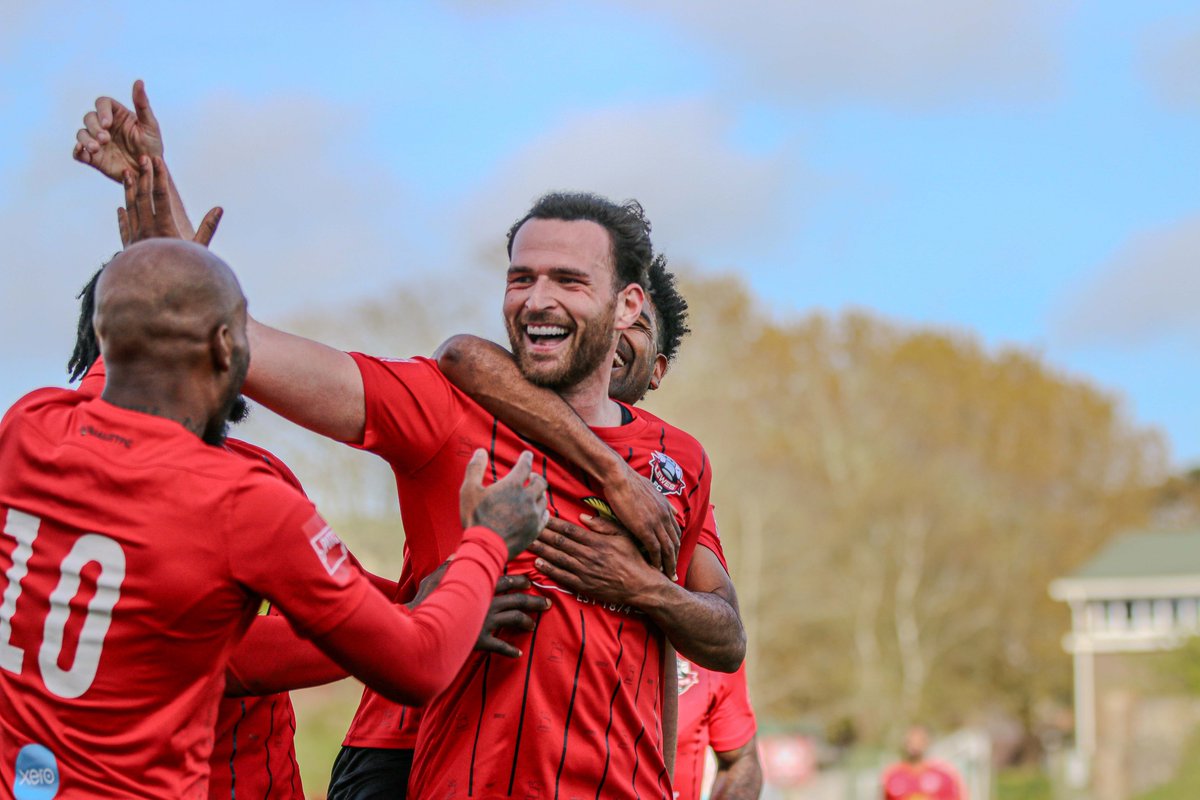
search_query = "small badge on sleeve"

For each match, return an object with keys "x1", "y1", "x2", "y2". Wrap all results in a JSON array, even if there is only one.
[{"x1": 303, "y1": 515, "x2": 349, "y2": 577}]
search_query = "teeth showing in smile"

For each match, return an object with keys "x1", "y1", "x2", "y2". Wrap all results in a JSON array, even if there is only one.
[
  {"x1": 527, "y1": 325, "x2": 569, "y2": 338},
  {"x1": 613, "y1": 351, "x2": 627, "y2": 367}
]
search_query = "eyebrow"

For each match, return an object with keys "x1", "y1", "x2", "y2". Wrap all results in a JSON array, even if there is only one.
[{"x1": 506, "y1": 265, "x2": 593, "y2": 281}]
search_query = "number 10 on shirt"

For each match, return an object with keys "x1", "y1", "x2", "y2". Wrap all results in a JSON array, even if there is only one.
[{"x1": 0, "y1": 508, "x2": 126, "y2": 699}]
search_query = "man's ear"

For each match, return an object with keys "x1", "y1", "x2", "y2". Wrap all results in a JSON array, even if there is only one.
[
  {"x1": 614, "y1": 283, "x2": 645, "y2": 331},
  {"x1": 211, "y1": 323, "x2": 233, "y2": 372},
  {"x1": 648, "y1": 354, "x2": 669, "y2": 392}
]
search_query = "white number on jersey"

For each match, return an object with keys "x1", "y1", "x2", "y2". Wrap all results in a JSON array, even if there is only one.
[{"x1": 0, "y1": 509, "x2": 127, "y2": 698}]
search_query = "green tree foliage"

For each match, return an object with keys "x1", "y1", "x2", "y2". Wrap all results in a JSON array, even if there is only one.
[
  {"x1": 642, "y1": 273, "x2": 1166, "y2": 741},
  {"x1": 249, "y1": 268, "x2": 1167, "y2": 755}
]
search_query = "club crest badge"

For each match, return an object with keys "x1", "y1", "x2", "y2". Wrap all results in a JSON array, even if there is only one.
[
  {"x1": 676, "y1": 655, "x2": 699, "y2": 695},
  {"x1": 648, "y1": 452, "x2": 685, "y2": 497}
]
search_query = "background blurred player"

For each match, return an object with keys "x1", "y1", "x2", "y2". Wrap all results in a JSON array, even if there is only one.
[
  {"x1": 675, "y1": 659, "x2": 761, "y2": 800},
  {"x1": 881, "y1": 726, "x2": 965, "y2": 800},
  {"x1": 0, "y1": 236, "x2": 548, "y2": 797}
]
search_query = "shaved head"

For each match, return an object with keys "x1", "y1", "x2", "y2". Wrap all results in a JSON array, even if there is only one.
[
  {"x1": 96, "y1": 240, "x2": 243, "y2": 364},
  {"x1": 95, "y1": 240, "x2": 250, "y2": 445}
]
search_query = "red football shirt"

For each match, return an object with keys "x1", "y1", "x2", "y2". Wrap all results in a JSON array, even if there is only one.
[
  {"x1": 673, "y1": 657, "x2": 756, "y2": 800},
  {"x1": 0, "y1": 389, "x2": 375, "y2": 798},
  {"x1": 881, "y1": 761, "x2": 964, "y2": 800},
  {"x1": 344, "y1": 354, "x2": 713, "y2": 799},
  {"x1": 79, "y1": 359, "x2": 307, "y2": 799}
]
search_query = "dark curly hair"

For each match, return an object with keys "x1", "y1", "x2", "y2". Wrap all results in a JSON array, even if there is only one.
[
  {"x1": 67, "y1": 263, "x2": 109, "y2": 383},
  {"x1": 506, "y1": 192, "x2": 653, "y2": 292},
  {"x1": 645, "y1": 254, "x2": 690, "y2": 364}
]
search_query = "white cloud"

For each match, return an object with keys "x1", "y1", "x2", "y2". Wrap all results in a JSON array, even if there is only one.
[
  {"x1": 628, "y1": 0, "x2": 1073, "y2": 107},
  {"x1": 166, "y1": 92, "x2": 425, "y2": 319},
  {"x1": 1054, "y1": 214, "x2": 1200, "y2": 348},
  {"x1": 1142, "y1": 21, "x2": 1200, "y2": 113},
  {"x1": 0, "y1": 87, "x2": 434, "y2": 359},
  {"x1": 458, "y1": 100, "x2": 809, "y2": 271}
]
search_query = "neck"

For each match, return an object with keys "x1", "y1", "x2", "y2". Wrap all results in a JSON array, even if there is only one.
[
  {"x1": 558, "y1": 366, "x2": 622, "y2": 427},
  {"x1": 100, "y1": 367, "x2": 211, "y2": 439}
]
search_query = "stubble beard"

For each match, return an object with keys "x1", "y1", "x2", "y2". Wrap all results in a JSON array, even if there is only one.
[{"x1": 508, "y1": 299, "x2": 618, "y2": 391}]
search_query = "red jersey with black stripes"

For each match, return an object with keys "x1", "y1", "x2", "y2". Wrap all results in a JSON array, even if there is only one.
[
  {"x1": 344, "y1": 353, "x2": 713, "y2": 799},
  {"x1": 80, "y1": 361, "x2": 306, "y2": 799}
]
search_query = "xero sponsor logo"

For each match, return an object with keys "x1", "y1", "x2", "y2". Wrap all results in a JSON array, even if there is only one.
[{"x1": 14, "y1": 744, "x2": 59, "y2": 800}]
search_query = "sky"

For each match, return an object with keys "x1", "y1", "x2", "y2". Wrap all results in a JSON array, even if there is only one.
[{"x1": 2, "y1": 1, "x2": 1200, "y2": 463}]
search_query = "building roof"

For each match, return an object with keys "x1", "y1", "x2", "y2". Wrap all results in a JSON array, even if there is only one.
[{"x1": 1050, "y1": 531, "x2": 1200, "y2": 602}]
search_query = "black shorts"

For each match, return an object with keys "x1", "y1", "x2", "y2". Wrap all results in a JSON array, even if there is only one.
[{"x1": 327, "y1": 746, "x2": 414, "y2": 800}]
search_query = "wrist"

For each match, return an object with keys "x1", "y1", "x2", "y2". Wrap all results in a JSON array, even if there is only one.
[
  {"x1": 626, "y1": 568, "x2": 674, "y2": 612},
  {"x1": 596, "y1": 449, "x2": 634, "y2": 487}
]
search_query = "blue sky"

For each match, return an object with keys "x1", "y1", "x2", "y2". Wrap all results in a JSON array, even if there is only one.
[{"x1": 2, "y1": 1, "x2": 1200, "y2": 463}]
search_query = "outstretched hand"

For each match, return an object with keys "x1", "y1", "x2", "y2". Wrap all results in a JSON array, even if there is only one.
[
  {"x1": 74, "y1": 79, "x2": 164, "y2": 183},
  {"x1": 118, "y1": 156, "x2": 221, "y2": 248},
  {"x1": 459, "y1": 450, "x2": 550, "y2": 559}
]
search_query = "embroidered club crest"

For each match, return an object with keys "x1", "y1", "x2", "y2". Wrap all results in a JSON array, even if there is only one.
[{"x1": 648, "y1": 451, "x2": 685, "y2": 497}]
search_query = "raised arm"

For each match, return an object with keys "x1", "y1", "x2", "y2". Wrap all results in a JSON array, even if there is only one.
[
  {"x1": 74, "y1": 79, "x2": 196, "y2": 240},
  {"x1": 244, "y1": 319, "x2": 367, "y2": 443},
  {"x1": 280, "y1": 451, "x2": 549, "y2": 705},
  {"x1": 436, "y1": 333, "x2": 680, "y2": 576},
  {"x1": 76, "y1": 83, "x2": 367, "y2": 443}
]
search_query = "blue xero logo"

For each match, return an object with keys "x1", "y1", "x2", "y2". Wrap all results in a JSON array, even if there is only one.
[{"x1": 14, "y1": 744, "x2": 59, "y2": 800}]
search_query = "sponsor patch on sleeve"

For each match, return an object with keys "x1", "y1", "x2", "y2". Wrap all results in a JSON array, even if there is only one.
[{"x1": 303, "y1": 514, "x2": 350, "y2": 578}]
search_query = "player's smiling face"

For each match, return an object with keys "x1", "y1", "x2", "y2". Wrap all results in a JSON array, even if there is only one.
[
  {"x1": 504, "y1": 218, "x2": 625, "y2": 389},
  {"x1": 609, "y1": 304, "x2": 669, "y2": 405}
]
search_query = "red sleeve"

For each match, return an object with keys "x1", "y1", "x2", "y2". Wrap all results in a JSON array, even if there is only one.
[
  {"x1": 224, "y1": 438, "x2": 307, "y2": 496},
  {"x1": 348, "y1": 353, "x2": 465, "y2": 474},
  {"x1": 225, "y1": 473, "x2": 374, "y2": 639},
  {"x1": 225, "y1": 613, "x2": 346, "y2": 695},
  {"x1": 227, "y1": 472, "x2": 510, "y2": 704},
  {"x1": 311, "y1": 526, "x2": 510, "y2": 705},
  {"x1": 674, "y1": 448, "x2": 714, "y2": 585},
  {"x1": 697, "y1": 504, "x2": 729, "y2": 573},
  {"x1": 706, "y1": 663, "x2": 757, "y2": 753}
]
